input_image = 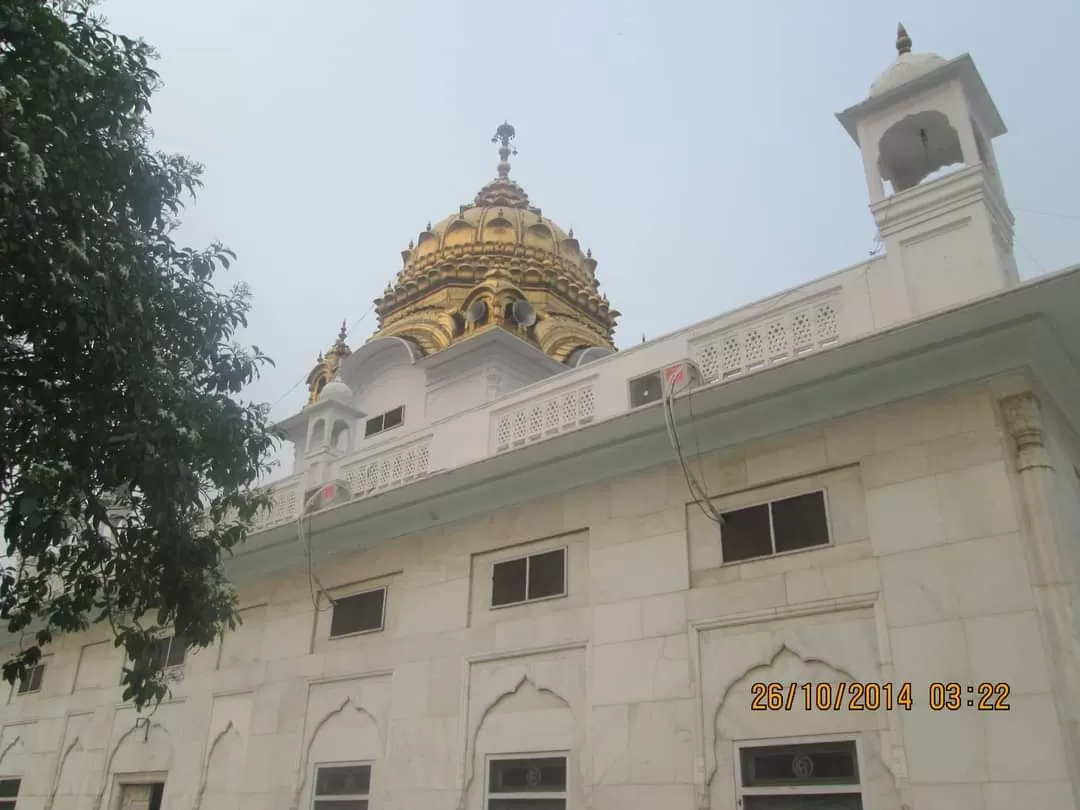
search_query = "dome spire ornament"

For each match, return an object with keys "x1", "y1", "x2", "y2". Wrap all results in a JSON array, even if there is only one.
[
  {"x1": 334, "y1": 319, "x2": 348, "y2": 351},
  {"x1": 492, "y1": 121, "x2": 517, "y2": 179},
  {"x1": 305, "y1": 320, "x2": 353, "y2": 404},
  {"x1": 896, "y1": 22, "x2": 912, "y2": 55}
]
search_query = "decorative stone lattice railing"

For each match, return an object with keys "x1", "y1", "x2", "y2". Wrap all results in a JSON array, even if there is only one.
[
  {"x1": 341, "y1": 437, "x2": 432, "y2": 499},
  {"x1": 691, "y1": 294, "x2": 841, "y2": 383},
  {"x1": 251, "y1": 473, "x2": 304, "y2": 531},
  {"x1": 492, "y1": 382, "x2": 596, "y2": 453}
]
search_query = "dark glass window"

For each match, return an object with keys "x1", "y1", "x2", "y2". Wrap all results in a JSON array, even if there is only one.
[
  {"x1": 719, "y1": 503, "x2": 772, "y2": 562},
  {"x1": 772, "y1": 492, "x2": 830, "y2": 553},
  {"x1": 148, "y1": 636, "x2": 186, "y2": 669},
  {"x1": 491, "y1": 548, "x2": 566, "y2": 608},
  {"x1": 740, "y1": 741, "x2": 862, "y2": 810},
  {"x1": 364, "y1": 406, "x2": 405, "y2": 438},
  {"x1": 148, "y1": 783, "x2": 165, "y2": 810},
  {"x1": 492, "y1": 557, "x2": 527, "y2": 607},
  {"x1": 0, "y1": 777, "x2": 20, "y2": 810},
  {"x1": 741, "y1": 741, "x2": 859, "y2": 787},
  {"x1": 17, "y1": 663, "x2": 44, "y2": 694},
  {"x1": 488, "y1": 757, "x2": 567, "y2": 809},
  {"x1": 329, "y1": 589, "x2": 386, "y2": 638},
  {"x1": 382, "y1": 406, "x2": 403, "y2": 430},
  {"x1": 314, "y1": 765, "x2": 370, "y2": 810},
  {"x1": 744, "y1": 798, "x2": 862, "y2": 810},
  {"x1": 526, "y1": 550, "x2": 565, "y2": 600},
  {"x1": 721, "y1": 491, "x2": 829, "y2": 563}
]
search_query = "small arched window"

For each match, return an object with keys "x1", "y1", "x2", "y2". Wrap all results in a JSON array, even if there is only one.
[{"x1": 330, "y1": 420, "x2": 351, "y2": 453}]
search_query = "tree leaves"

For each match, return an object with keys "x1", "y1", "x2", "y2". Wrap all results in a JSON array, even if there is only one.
[{"x1": 1, "y1": 0, "x2": 279, "y2": 709}]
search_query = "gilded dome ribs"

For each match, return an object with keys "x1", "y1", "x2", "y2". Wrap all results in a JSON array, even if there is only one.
[{"x1": 306, "y1": 124, "x2": 620, "y2": 402}]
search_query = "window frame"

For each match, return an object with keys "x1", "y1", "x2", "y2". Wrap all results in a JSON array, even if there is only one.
[
  {"x1": 16, "y1": 662, "x2": 45, "y2": 695},
  {"x1": 489, "y1": 546, "x2": 568, "y2": 610},
  {"x1": 364, "y1": 406, "x2": 405, "y2": 439},
  {"x1": 484, "y1": 752, "x2": 568, "y2": 808},
  {"x1": 312, "y1": 761, "x2": 372, "y2": 810},
  {"x1": 328, "y1": 586, "x2": 388, "y2": 639},
  {"x1": 733, "y1": 735, "x2": 863, "y2": 805},
  {"x1": 150, "y1": 634, "x2": 187, "y2": 670},
  {"x1": 719, "y1": 488, "x2": 832, "y2": 565},
  {"x1": 0, "y1": 776, "x2": 20, "y2": 810}
]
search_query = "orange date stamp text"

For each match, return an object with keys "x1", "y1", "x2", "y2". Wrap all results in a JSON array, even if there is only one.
[{"x1": 750, "y1": 681, "x2": 914, "y2": 712}]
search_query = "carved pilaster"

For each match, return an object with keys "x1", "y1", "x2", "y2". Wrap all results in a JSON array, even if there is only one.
[
  {"x1": 1000, "y1": 392, "x2": 1053, "y2": 471},
  {"x1": 484, "y1": 366, "x2": 505, "y2": 401},
  {"x1": 998, "y1": 390, "x2": 1080, "y2": 804}
]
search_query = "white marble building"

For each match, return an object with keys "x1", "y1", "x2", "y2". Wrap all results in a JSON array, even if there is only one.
[{"x1": 3, "y1": 25, "x2": 1080, "y2": 810}]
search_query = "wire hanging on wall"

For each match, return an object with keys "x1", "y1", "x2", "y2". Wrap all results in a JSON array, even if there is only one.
[{"x1": 661, "y1": 372, "x2": 725, "y2": 526}]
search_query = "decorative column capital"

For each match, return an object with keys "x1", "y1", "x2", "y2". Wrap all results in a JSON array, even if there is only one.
[{"x1": 1000, "y1": 392, "x2": 1052, "y2": 471}]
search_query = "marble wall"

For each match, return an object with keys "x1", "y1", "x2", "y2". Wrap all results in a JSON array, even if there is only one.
[{"x1": 1, "y1": 380, "x2": 1076, "y2": 810}]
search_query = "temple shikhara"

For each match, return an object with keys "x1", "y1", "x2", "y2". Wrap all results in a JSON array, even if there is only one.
[{"x1": 3, "y1": 25, "x2": 1080, "y2": 810}]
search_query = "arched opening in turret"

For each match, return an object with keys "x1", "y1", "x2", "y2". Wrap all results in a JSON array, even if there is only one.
[
  {"x1": 877, "y1": 110, "x2": 964, "y2": 195},
  {"x1": 330, "y1": 420, "x2": 351, "y2": 453},
  {"x1": 309, "y1": 419, "x2": 326, "y2": 448}
]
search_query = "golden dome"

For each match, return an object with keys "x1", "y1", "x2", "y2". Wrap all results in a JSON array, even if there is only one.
[{"x1": 370, "y1": 123, "x2": 620, "y2": 363}]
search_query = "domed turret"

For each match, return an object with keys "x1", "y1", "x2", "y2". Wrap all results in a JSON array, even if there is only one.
[
  {"x1": 370, "y1": 123, "x2": 619, "y2": 363},
  {"x1": 319, "y1": 373, "x2": 353, "y2": 405},
  {"x1": 305, "y1": 321, "x2": 352, "y2": 405},
  {"x1": 869, "y1": 23, "x2": 948, "y2": 97}
]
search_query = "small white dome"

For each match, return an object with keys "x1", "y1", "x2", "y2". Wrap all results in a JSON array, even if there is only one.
[
  {"x1": 319, "y1": 378, "x2": 353, "y2": 404},
  {"x1": 870, "y1": 51, "x2": 948, "y2": 98}
]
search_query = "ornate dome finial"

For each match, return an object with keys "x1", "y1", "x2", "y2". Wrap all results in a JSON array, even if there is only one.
[
  {"x1": 896, "y1": 22, "x2": 912, "y2": 55},
  {"x1": 492, "y1": 121, "x2": 517, "y2": 179},
  {"x1": 306, "y1": 321, "x2": 353, "y2": 405}
]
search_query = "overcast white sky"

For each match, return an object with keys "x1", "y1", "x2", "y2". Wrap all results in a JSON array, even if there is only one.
[{"x1": 100, "y1": 0, "x2": 1080, "y2": 472}]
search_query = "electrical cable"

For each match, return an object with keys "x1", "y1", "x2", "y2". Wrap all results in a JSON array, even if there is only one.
[
  {"x1": 297, "y1": 489, "x2": 336, "y2": 612},
  {"x1": 662, "y1": 372, "x2": 725, "y2": 525},
  {"x1": 1013, "y1": 207, "x2": 1080, "y2": 222},
  {"x1": 267, "y1": 303, "x2": 376, "y2": 419},
  {"x1": 260, "y1": 304, "x2": 376, "y2": 610}
]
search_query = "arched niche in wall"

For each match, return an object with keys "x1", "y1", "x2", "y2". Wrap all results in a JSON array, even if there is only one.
[
  {"x1": 0, "y1": 732, "x2": 28, "y2": 783},
  {"x1": 337, "y1": 337, "x2": 421, "y2": 390},
  {"x1": 877, "y1": 109, "x2": 963, "y2": 194},
  {"x1": 340, "y1": 337, "x2": 426, "y2": 424},
  {"x1": 197, "y1": 723, "x2": 244, "y2": 807},
  {"x1": 291, "y1": 699, "x2": 382, "y2": 810}
]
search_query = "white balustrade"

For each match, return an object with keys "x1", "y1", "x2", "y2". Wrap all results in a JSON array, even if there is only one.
[
  {"x1": 341, "y1": 437, "x2": 432, "y2": 499},
  {"x1": 691, "y1": 294, "x2": 841, "y2": 383},
  {"x1": 251, "y1": 473, "x2": 303, "y2": 530},
  {"x1": 492, "y1": 382, "x2": 596, "y2": 453}
]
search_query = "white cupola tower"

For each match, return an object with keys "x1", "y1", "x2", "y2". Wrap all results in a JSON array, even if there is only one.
[
  {"x1": 837, "y1": 24, "x2": 1018, "y2": 321},
  {"x1": 298, "y1": 372, "x2": 361, "y2": 491}
]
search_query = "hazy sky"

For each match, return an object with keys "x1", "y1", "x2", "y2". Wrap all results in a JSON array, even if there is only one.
[{"x1": 100, "y1": 0, "x2": 1080, "y2": 446}]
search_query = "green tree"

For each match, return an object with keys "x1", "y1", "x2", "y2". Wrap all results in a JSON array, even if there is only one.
[{"x1": 0, "y1": 0, "x2": 278, "y2": 708}]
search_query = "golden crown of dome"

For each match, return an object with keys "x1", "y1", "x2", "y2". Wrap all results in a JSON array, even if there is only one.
[{"x1": 370, "y1": 123, "x2": 619, "y2": 363}]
